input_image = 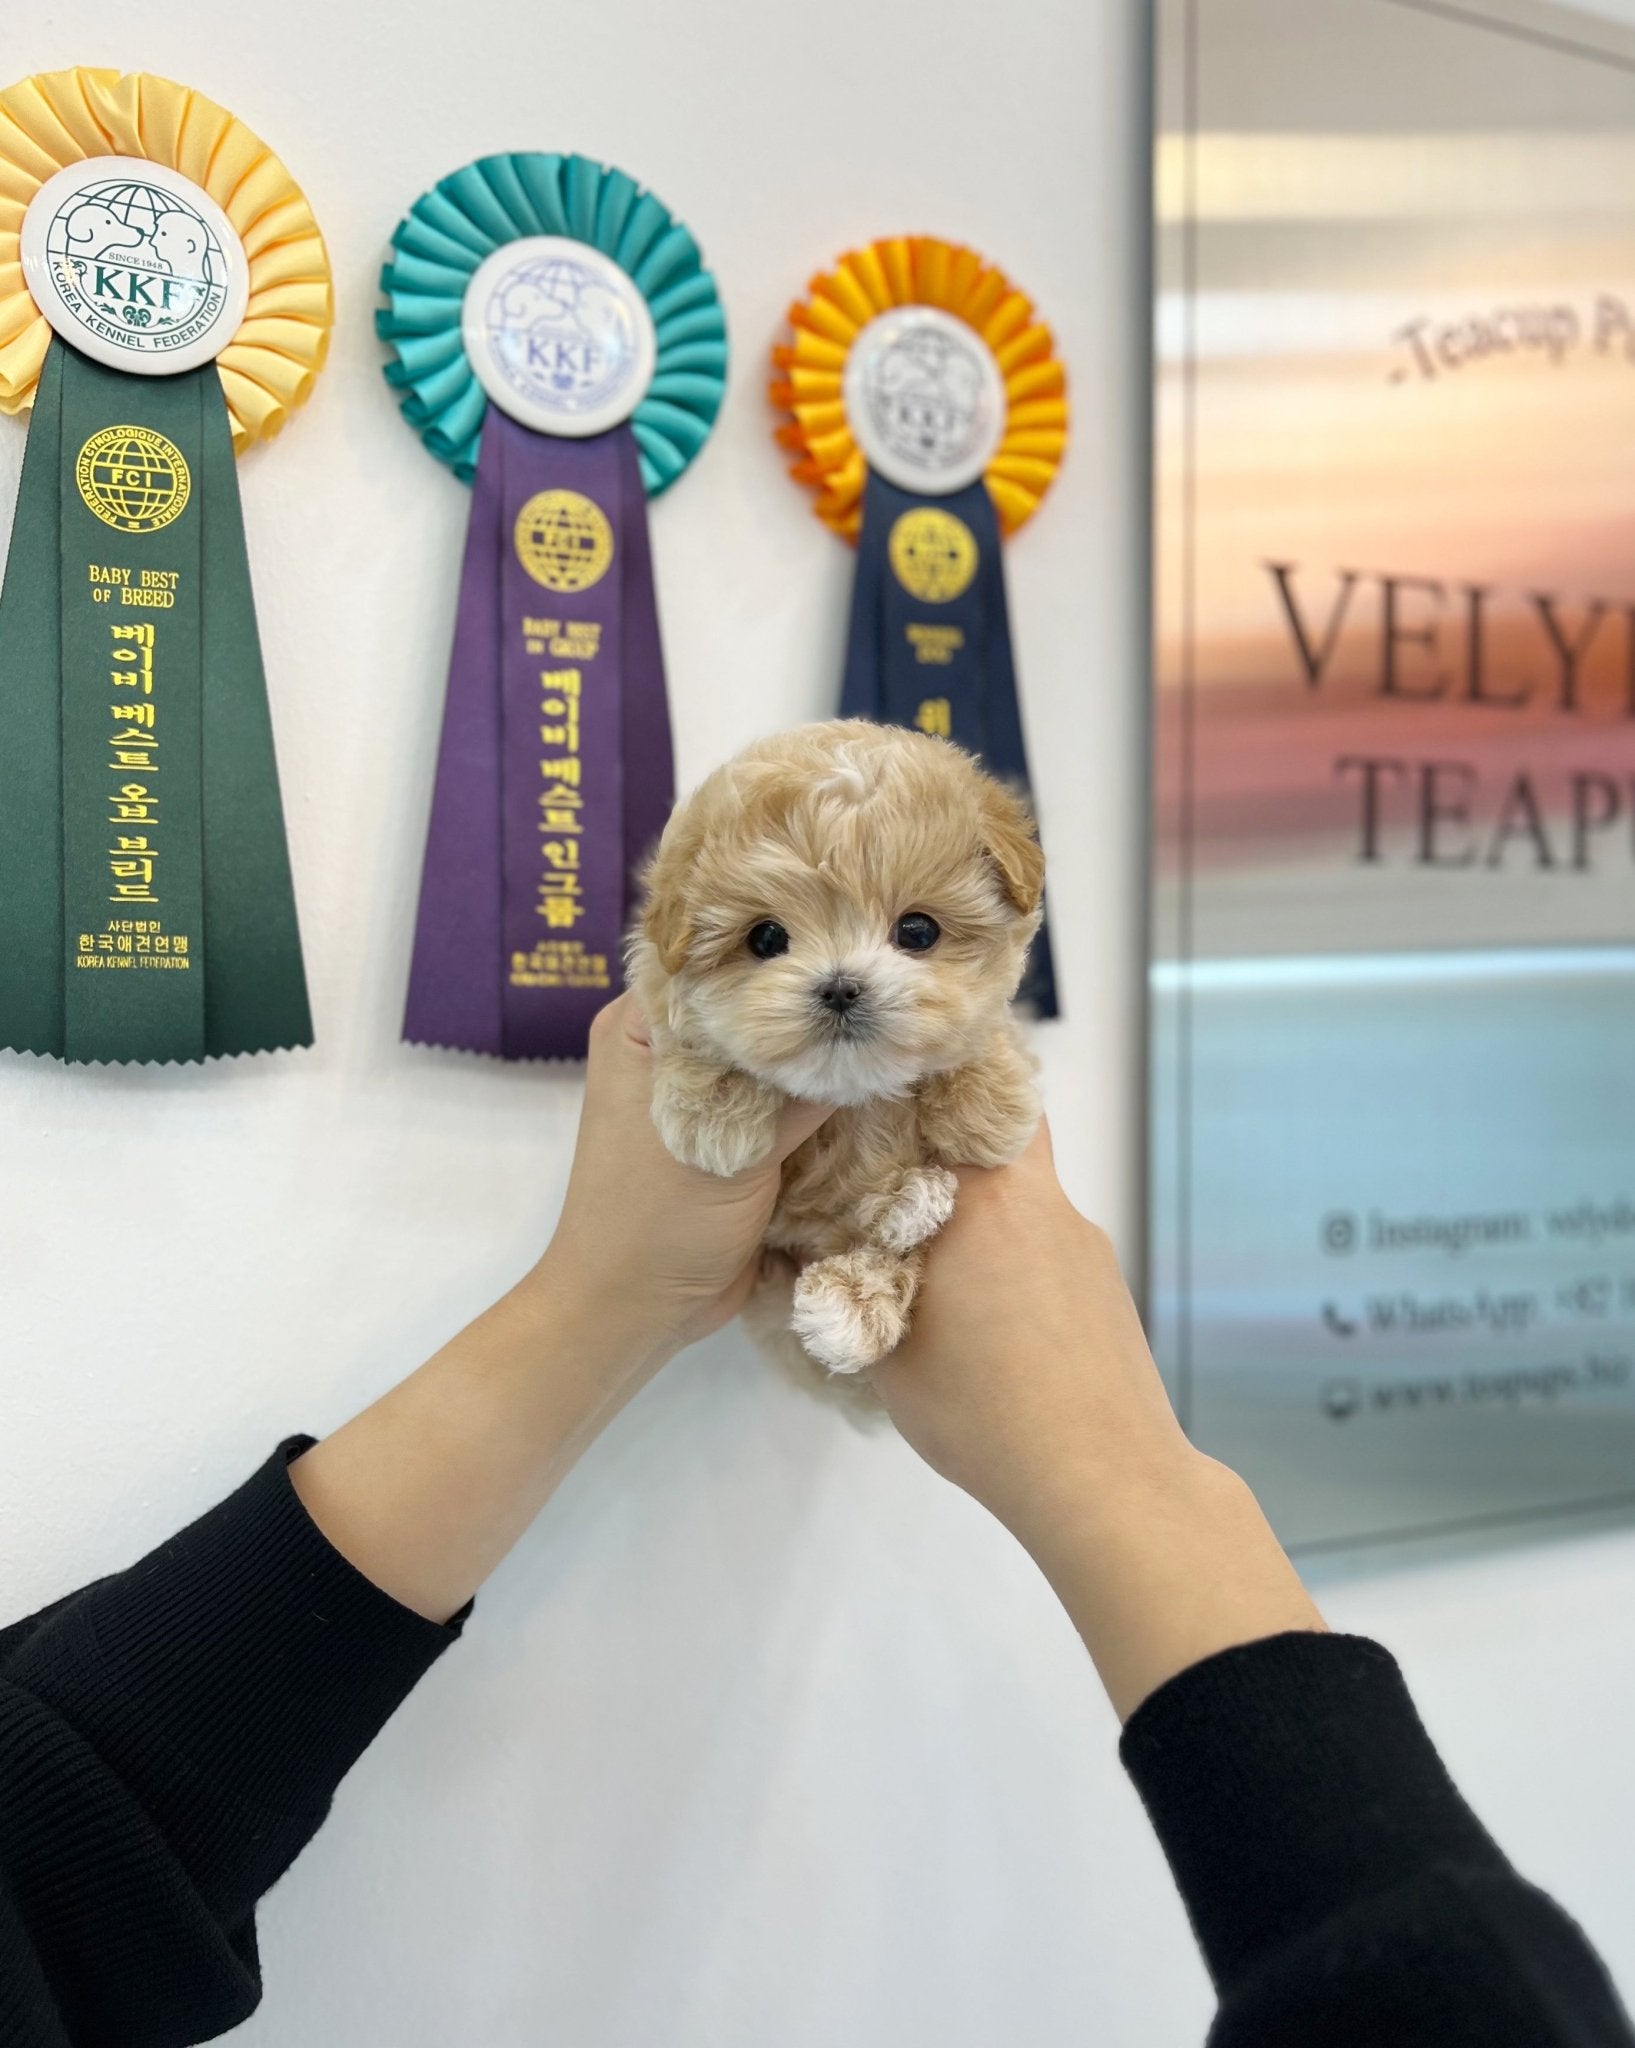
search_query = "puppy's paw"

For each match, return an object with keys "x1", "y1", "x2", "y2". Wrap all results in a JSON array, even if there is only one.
[
  {"x1": 856, "y1": 1165, "x2": 958, "y2": 1252},
  {"x1": 918, "y1": 1035, "x2": 1041, "y2": 1169},
  {"x1": 652, "y1": 1063, "x2": 780, "y2": 1177},
  {"x1": 791, "y1": 1248, "x2": 919, "y2": 1375}
]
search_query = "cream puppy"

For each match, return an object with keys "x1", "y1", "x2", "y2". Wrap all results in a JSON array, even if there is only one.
[{"x1": 630, "y1": 720, "x2": 1043, "y2": 1377}]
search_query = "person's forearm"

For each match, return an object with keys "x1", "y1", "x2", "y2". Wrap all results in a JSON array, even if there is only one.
[
  {"x1": 1011, "y1": 1440, "x2": 1326, "y2": 1724},
  {"x1": 0, "y1": 1438, "x2": 465, "y2": 2046},
  {"x1": 289, "y1": 1255, "x2": 657, "y2": 1624},
  {"x1": 288, "y1": 995, "x2": 827, "y2": 1628},
  {"x1": 1121, "y1": 1632, "x2": 1635, "y2": 2046}
]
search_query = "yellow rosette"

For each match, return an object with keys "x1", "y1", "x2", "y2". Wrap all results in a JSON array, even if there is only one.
[
  {"x1": 0, "y1": 65, "x2": 331, "y2": 451},
  {"x1": 0, "y1": 67, "x2": 329, "y2": 1066},
  {"x1": 771, "y1": 233, "x2": 1067, "y2": 1016},
  {"x1": 770, "y1": 233, "x2": 1067, "y2": 540}
]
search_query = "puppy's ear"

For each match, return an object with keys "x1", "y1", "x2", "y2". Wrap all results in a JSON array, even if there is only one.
[
  {"x1": 978, "y1": 777, "x2": 1046, "y2": 916},
  {"x1": 642, "y1": 885, "x2": 692, "y2": 975},
  {"x1": 640, "y1": 810, "x2": 702, "y2": 973}
]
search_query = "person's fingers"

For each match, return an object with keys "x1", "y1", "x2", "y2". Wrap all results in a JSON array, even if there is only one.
[
  {"x1": 599, "y1": 999, "x2": 656, "y2": 1085},
  {"x1": 586, "y1": 990, "x2": 651, "y2": 1053},
  {"x1": 592, "y1": 991, "x2": 829, "y2": 1170},
  {"x1": 937, "y1": 1119, "x2": 1052, "y2": 1209},
  {"x1": 771, "y1": 1092, "x2": 835, "y2": 1163}
]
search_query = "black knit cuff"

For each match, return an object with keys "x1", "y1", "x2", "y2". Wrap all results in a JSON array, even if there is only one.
[
  {"x1": 9, "y1": 1438, "x2": 464, "y2": 1911},
  {"x1": 1119, "y1": 1631, "x2": 1508, "y2": 1993}
]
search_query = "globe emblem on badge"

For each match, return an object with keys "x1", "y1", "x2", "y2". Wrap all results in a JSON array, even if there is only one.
[
  {"x1": 514, "y1": 489, "x2": 615, "y2": 593},
  {"x1": 479, "y1": 247, "x2": 653, "y2": 432},
  {"x1": 844, "y1": 306, "x2": 1007, "y2": 497},
  {"x1": 37, "y1": 173, "x2": 234, "y2": 362},
  {"x1": 75, "y1": 426, "x2": 192, "y2": 534},
  {"x1": 868, "y1": 329, "x2": 991, "y2": 476},
  {"x1": 888, "y1": 508, "x2": 978, "y2": 604}
]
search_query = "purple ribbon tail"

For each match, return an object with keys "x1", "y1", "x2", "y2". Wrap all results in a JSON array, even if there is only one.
[
  {"x1": 403, "y1": 413, "x2": 673, "y2": 1061},
  {"x1": 615, "y1": 425, "x2": 675, "y2": 898},
  {"x1": 403, "y1": 409, "x2": 505, "y2": 1054}
]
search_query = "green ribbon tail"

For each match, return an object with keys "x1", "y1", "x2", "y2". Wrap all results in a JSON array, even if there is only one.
[
  {"x1": 0, "y1": 339, "x2": 311, "y2": 1064},
  {"x1": 0, "y1": 343, "x2": 66, "y2": 1057},
  {"x1": 198, "y1": 370, "x2": 312, "y2": 1056},
  {"x1": 59, "y1": 348, "x2": 207, "y2": 1062}
]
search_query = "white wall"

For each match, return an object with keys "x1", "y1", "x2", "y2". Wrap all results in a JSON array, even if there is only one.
[{"x1": 1, "y1": 4, "x2": 1631, "y2": 2044}]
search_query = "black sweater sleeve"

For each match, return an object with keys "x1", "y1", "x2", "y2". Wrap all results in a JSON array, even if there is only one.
[
  {"x1": 1121, "y1": 1631, "x2": 1634, "y2": 2046},
  {"x1": 0, "y1": 1438, "x2": 463, "y2": 2048}
]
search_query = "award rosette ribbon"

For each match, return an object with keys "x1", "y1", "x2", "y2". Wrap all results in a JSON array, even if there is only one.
[
  {"x1": 380, "y1": 154, "x2": 725, "y2": 1060},
  {"x1": 771, "y1": 236, "x2": 1067, "y2": 1015},
  {"x1": 0, "y1": 67, "x2": 331, "y2": 1063}
]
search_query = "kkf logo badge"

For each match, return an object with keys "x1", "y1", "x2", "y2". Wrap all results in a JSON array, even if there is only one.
[
  {"x1": 842, "y1": 305, "x2": 1007, "y2": 498},
  {"x1": 75, "y1": 426, "x2": 192, "y2": 535},
  {"x1": 21, "y1": 157, "x2": 249, "y2": 376},
  {"x1": 463, "y1": 235, "x2": 658, "y2": 440}
]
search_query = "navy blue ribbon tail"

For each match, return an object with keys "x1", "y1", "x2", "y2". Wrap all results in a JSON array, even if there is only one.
[{"x1": 841, "y1": 467, "x2": 1058, "y2": 1017}]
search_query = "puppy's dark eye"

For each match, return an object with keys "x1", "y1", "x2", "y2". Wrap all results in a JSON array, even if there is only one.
[
  {"x1": 746, "y1": 920, "x2": 790, "y2": 960},
  {"x1": 892, "y1": 913, "x2": 941, "y2": 953}
]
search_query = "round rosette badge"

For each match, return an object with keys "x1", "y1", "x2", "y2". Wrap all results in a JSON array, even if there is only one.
[
  {"x1": 0, "y1": 68, "x2": 333, "y2": 1069},
  {"x1": 20, "y1": 157, "x2": 250, "y2": 379},
  {"x1": 378, "y1": 155, "x2": 726, "y2": 1062},
  {"x1": 462, "y1": 238, "x2": 658, "y2": 441},
  {"x1": 770, "y1": 236, "x2": 1068, "y2": 1017}
]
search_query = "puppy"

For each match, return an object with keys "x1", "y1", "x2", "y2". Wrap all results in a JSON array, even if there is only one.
[{"x1": 630, "y1": 719, "x2": 1043, "y2": 1378}]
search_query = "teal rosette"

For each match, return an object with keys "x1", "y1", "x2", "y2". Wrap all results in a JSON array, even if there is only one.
[{"x1": 377, "y1": 153, "x2": 727, "y2": 492}]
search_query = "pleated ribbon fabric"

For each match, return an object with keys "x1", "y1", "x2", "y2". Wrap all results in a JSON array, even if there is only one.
[
  {"x1": 772, "y1": 236, "x2": 1068, "y2": 1016},
  {"x1": 0, "y1": 342, "x2": 311, "y2": 1060},
  {"x1": 403, "y1": 413, "x2": 671, "y2": 1057},
  {"x1": 0, "y1": 67, "x2": 331, "y2": 1062},
  {"x1": 380, "y1": 153, "x2": 725, "y2": 1060},
  {"x1": 840, "y1": 467, "x2": 1058, "y2": 1016}
]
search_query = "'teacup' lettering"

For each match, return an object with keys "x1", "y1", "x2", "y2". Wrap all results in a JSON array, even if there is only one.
[
  {"x1": 1393, "y1": 302, "x2": 1580, "y2": 380},
  {"x1": 1334, "y1": 756, "x2": 1635, "y2": 871},
  {"x1": 1384, "y1": 293, "x2": 1635, "y2": 379}
]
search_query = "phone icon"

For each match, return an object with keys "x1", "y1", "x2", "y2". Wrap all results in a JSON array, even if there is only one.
[{"x1": 1322, "y1": 1302, "x2": 1358, "y2": 1339}]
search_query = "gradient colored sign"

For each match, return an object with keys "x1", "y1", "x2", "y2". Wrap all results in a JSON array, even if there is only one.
[{"x1": 1152, "y1": 0, "x2": 1635, "y2": 1549}]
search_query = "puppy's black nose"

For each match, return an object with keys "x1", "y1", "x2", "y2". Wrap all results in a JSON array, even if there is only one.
[{"x1": 816, "y1": 974, "x2": 864, "y2": 1015}]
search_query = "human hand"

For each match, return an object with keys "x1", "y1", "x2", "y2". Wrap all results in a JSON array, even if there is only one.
[
  {"x1": 871, "y1": 1122, "x2": 1324, "y2": 1720},
  {"x1": 871, "y1": 1121, "x2": 1192, "y2": 1554},
  {"x1": 291, "y1": 996, "x2": 828, "y2": 1625},
  {"x1": 526, "y1": 994, "x2": 831, "y2": 1379}
]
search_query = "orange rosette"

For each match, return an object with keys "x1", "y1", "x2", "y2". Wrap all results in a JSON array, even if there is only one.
[
  {"x1": 0, "y1": 65, "x2": 331, "y2": 451},
  {"x1": 770, "y1": 234, "x2": 1068, "y2": 540}
]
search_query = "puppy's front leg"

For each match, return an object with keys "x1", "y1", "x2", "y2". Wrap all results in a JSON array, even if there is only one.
[
  {"x1": 917, "y1": 1025, "x2": 1040, "y2": 1169},
  {"x1": 855, "y1": 1165, "x2": 958, "y2": 1252},
  {"x1": 651, "y1": 1046, "x2": 782, "y2": 1178}
]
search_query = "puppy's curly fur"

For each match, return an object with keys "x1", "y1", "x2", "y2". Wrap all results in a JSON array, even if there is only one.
[{"x1": 630, "y1": 720, "x2": 1043, "y2": 1379}]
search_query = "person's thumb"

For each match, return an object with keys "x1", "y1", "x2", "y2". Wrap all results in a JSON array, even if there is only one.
[{"x1": 772, "y1": 1093, "x2": 833, "y2": 1162}]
